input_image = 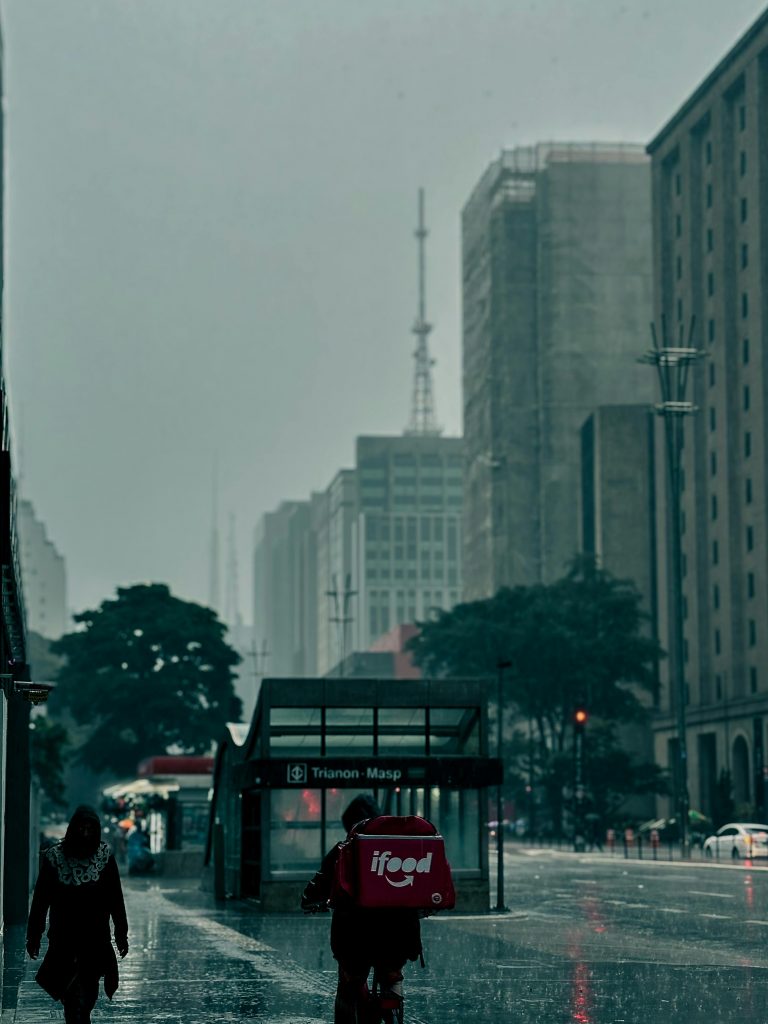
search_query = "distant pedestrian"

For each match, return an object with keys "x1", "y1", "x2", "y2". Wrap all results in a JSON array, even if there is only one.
[{"x1": 26, "y1": 805, "x2": 129, "y2": 1024}]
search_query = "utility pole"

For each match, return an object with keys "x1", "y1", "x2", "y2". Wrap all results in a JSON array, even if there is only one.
[
  {"x1": 494, "y1": 659, "x2": 511, "y2": 912},
  {"x1": 641, "y1": 316, "x2": 703, "y2": 858},
  {"x1": 327, "y1": 574, "x2": 356, "y2": 675}
]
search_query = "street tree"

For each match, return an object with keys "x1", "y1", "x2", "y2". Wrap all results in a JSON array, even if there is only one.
[
  {"x1": 408, "y1": 558, "x2": 665, "y2": 829},
  {"x1": 51, "y1": 583, "x2": 242, "y2": 777}
]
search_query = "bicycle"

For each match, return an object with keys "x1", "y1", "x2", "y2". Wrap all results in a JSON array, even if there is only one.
[{"x1": 303, "y1": 903, "x2": 406, "y2": 1023}]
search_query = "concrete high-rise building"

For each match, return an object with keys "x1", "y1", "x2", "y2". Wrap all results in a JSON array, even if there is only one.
[
  {"x1": 647, "y1": 9, "x2": 768, "y2": 818},
  {"x1": 462, "y1": 143, "x2": 654, "y2": 600},
  {"x1": 254, "y1": 435, "x2": 463, "y2": 679},
  {"x1": 17, "y1": 499, "x2": 67, "y2": 640},
  {"x1": 349, "y1": 434, "x2": 463, "y2": 665}
]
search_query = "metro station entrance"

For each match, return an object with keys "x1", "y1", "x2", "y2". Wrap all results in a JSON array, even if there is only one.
[{"x1": 212, "y1": 677, "x2": 500, "y2": 912}]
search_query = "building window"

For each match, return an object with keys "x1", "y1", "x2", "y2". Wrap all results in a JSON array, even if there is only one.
[
  {"x1": 709, "y1": 363, "x2": 716, "y2": 388},
  {"x1": 741, "y1": 197, "x2": 748, "y2": 222},
  {"x1": 743, "y1": 338, "x2": 750, "y2": 364},
  {"x1": 749, "y1": 620, "x2": 757, "y2": 646},
  {"x1": 746, "y1": 478, "x2": 753, "y2": 504},
  {"x1": 713, "y1": 583, "x2": 720, "y2": 610},
  {"x1": 709, "y1": 406, "x2": 716, "y2": 432},
  {"x1": 744, "y1": 385, "x2": 750, "y2": 411},
  {"x1": 742, "y1": 243, "x2": 748, "y2": 269},
  {"x1": 747, "y1": 525, "x2": 754, "y2": 551},
  {"x1": 711, "y1": 494, "x2": 718, "y2": 520},
  {"x1": 748, "y1": 572, "x2": 755, "y2": 598},
  {"x1": 706, "y1": 182, "x2": 713, "y2": 208},
  {"x1": 707, "y1": 272, "x2": 714, "y2": 296},
  {"x1": 742, "y1": 292, "x2": 749, "y2": 318},
  {"x1": 676, "y1": 255, "x2": 682, "y2": 280},
  {"x1": 712, "y1": 539, "x2": 719, "y2": 565},
  {"x1": 750, "y1": 667, "x2": 758, "y2": 693},
  {"x1": 716, "y1": 674, "x2": 722, "y2": 700},
  {"x1": 710, "y1": 450, "x2": 717, "y2": 476},
  {"x1": 714, "y1": 629, "x2": 721, "y2": 655},
  {"x1": 745, "y1": 431, "x2": 752, "y2": 457},
  {"x1": 740, "y1": 150, "x2": 747, "y2": 175},
  {"x1": 706, "y1": 227, "x2": 713, "y2": 251},
  {"x1": 708, "y1": 318, "x2": 715, "y2": 343},
  {"x1": 739, "y1": 104, "x2": 746, "y2": 131},
  {"x1": 676, "y1": 214, "x2": 682, "y2": 238}
]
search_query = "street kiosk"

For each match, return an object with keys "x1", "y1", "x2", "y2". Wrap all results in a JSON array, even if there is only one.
[{"x1": 207, "y1": 677, "x2": 501, "y2": 911}]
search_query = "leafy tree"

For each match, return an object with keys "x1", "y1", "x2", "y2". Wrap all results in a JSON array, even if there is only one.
[
  {"x1": 30, "y1": 715, "x2": 70, "y2": 810},
  {"x1": 51, "y1": 584, "x2": 242, "y2": 777},
  {"x1": 408, "y1": 558, "x2": 666, "y2": 831}
]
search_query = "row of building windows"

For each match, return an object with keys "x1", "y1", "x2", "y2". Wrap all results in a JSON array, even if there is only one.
[{"x1": 714, "y1": 666, "x2": 758, "y2": 699}]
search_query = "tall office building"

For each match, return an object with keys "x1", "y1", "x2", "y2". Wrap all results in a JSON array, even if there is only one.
[
  {"x1": 648, "y1": 10, "x2": 768, "y2": 817},
  {"x1": 254, "y1": 435, "x2": 463, "y2": 679},
  {"x1": 462, "y1": 143, "x2": 654, "y2": 600},
  {"x1": 349, "y1": 434, "x2": 463, "y2": 664},
  {"x1": 17, "y1": 499, "x2": 68, "y2": 640}
]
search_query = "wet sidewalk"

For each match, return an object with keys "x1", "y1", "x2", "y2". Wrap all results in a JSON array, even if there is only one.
[{"x1": 3, "y1": 878, "x2": 344, "y2": 1024}]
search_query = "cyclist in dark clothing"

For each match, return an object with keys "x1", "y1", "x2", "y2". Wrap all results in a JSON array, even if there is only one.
[{"x1": 302, "y1": 794, "x2": 422, "y2": 1023}]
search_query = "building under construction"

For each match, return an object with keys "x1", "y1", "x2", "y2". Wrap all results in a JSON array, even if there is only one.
[{"x1": 462, "y1": 142, "x2": 654, "y2": 600}]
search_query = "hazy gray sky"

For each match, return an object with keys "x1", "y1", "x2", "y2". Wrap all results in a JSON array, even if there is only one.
[{"x1": 2, "y1": 0, "x2": 765, "y2": 620}]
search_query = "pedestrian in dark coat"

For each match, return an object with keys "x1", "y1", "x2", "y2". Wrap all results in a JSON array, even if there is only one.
[
  {"x1": 26, "y1": 805, "x2": 129, "y2": 1024},
  {"x1": 302, "y1": 794, "x2": 422, "y2": 1024}
]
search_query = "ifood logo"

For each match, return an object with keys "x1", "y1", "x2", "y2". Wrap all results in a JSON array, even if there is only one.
[{"x1": 369, "y1": 850, "x2": 433, "y2": 888}]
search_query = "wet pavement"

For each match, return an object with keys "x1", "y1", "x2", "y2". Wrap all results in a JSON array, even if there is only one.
[{"x1": 3, "y1": 851, "x2": 768, "y2": 1023}]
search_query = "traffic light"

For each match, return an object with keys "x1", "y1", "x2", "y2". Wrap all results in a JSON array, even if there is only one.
[{"x1": 574, "y1": 707, "x2": 588, "y2": 731}]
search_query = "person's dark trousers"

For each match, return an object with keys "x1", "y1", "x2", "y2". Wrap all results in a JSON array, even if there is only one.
[
  {"x1": 334, "y1": 962, "x2": 405, "y2": 1023},
  {"x1": 62, "y1": 972, "x2": 100, "y2": 1024}
]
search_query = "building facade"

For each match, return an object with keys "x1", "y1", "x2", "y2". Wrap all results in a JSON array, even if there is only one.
[
  {"x1": 17, "y1": 499, "x2": 67, "y2": 640},
  {"x1": 253, "y1": 435, "x2": 464, "y2": 679},
  {"x1": 648, "y1": 9, "x2": 768, "y2": 819},
  {"x1": 462, "y1": 143, "x2": 654, "y2": 600}
]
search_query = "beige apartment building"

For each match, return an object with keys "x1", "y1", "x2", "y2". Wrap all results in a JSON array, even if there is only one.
[{"x1": 648, "y1": 10, "x2": 768, "y2": 819}]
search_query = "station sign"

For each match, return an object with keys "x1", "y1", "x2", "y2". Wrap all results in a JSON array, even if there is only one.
[{"x1": 235, "y1": 756, "x2": 502, "y2": 789}]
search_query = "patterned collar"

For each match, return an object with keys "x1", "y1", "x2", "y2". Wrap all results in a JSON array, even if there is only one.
[{"x1": 46, "y1": 840, "x2": 111, "y2": 886}]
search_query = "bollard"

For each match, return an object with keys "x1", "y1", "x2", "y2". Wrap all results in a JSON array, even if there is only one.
[
  {"x1": 637, "y1": 833, "x2": 643, "y2": 859},
  {"x1": 606, "y1": 828, "x2": 616, "y2": 855},
  {"x1": 623, "y1": 827, "x2": 634, "y2": 859},
  {"x1": 650, "y1": 829, "x2": 660, "y2": 861}
]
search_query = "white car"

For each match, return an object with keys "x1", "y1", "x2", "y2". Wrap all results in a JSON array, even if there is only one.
[{"x1": 703, "y1": 822, "x2": 768, "y2": 860}]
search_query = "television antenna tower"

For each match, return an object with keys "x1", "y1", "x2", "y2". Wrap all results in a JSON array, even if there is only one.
[
  {"x1": 405, "y1": 188, "x2": 441, "y2": 436},
  {"x1": 327, "y1": 573, "x2": 356, "y2": 674}
]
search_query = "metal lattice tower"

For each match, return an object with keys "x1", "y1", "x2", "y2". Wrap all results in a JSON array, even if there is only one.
[
  {"x1": 405, "y1": 188, "x2": 441, "y2": 436},
  {"x1": 225, "y1": 512, "x2": 242, "y2": 628}
]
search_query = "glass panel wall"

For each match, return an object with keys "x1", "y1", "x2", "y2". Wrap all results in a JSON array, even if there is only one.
[
  {"x1": 325, "y1": 708, "x2": 374, "y2": 755},
  {"x1": 270, "y1": 788, "x2": 322, "y2": 872},
  {"x1": 429, "y1": 708, "x2": 479, "y2": 755},
  {"x1": 270, "y1": 707, "x2": 322, "y2": 756},
  {"x1": 428, "y1": 787, "x2": 481, "y2": 869},
  {"x1": 377, "y1": 707, "x2": 426, "y2": 755}
]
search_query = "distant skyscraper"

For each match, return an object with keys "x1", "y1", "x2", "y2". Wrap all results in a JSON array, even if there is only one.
[
  {"x1": 462, "y1": 143, "x2": 654, "y2": 599},
  {"x1": 17, "y1": 499, "x2": 67, "y2": 639}
]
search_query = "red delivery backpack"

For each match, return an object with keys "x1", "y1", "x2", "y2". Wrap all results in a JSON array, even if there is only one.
[{"x1": 331, "y1": 815, "x2": 456, "y2": 911}]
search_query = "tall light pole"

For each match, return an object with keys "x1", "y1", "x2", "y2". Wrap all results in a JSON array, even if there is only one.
[
  {"x1": 641, "y1": 316, "x2": 704, "y2": 857},
  {"x1": 494, "y1": 658, "x2": 512, "y2": 912}
]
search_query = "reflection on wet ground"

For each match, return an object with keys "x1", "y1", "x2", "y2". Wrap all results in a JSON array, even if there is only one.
[{"x1": 4, "y1": 852, "x2": 768, "y2": 1023}]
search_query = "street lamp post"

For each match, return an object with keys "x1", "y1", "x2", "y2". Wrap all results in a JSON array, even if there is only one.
[
  {"x1": 641, "y1": 316, "x2": 704, "y2": 857},
  {"x1": 495, "y1": 658, "x2": 512, "y2": 912}
]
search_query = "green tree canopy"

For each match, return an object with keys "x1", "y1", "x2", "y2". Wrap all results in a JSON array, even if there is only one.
[
  {"x1": 408, "y1": 558, "x2": 662, "y2": 751},
  {"x1": 51, "y1": 584, "x2": 242, "y2": 777}
]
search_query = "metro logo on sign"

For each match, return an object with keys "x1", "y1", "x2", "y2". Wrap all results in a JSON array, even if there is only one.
[{"x1": 286, "y1": 763, "x2": 307, "y2": 784}]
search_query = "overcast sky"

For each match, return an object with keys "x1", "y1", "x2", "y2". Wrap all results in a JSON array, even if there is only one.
[{"x1": 2, "y1": 0, "x2": 766, "y2": 623}]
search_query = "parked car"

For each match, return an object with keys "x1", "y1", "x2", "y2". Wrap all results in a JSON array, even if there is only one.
[{"x1": 703, "y1": 822, "x2": 768, "y2": 860}]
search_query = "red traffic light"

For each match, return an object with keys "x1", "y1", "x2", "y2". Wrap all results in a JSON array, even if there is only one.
[{"x1": 574, "y1": 708, "x2": 588, "y2": 725}]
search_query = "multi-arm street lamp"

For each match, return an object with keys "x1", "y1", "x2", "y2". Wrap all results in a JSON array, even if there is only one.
[{"x1": 640, "y1": 316, "x2": 704, "y2": 856}]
